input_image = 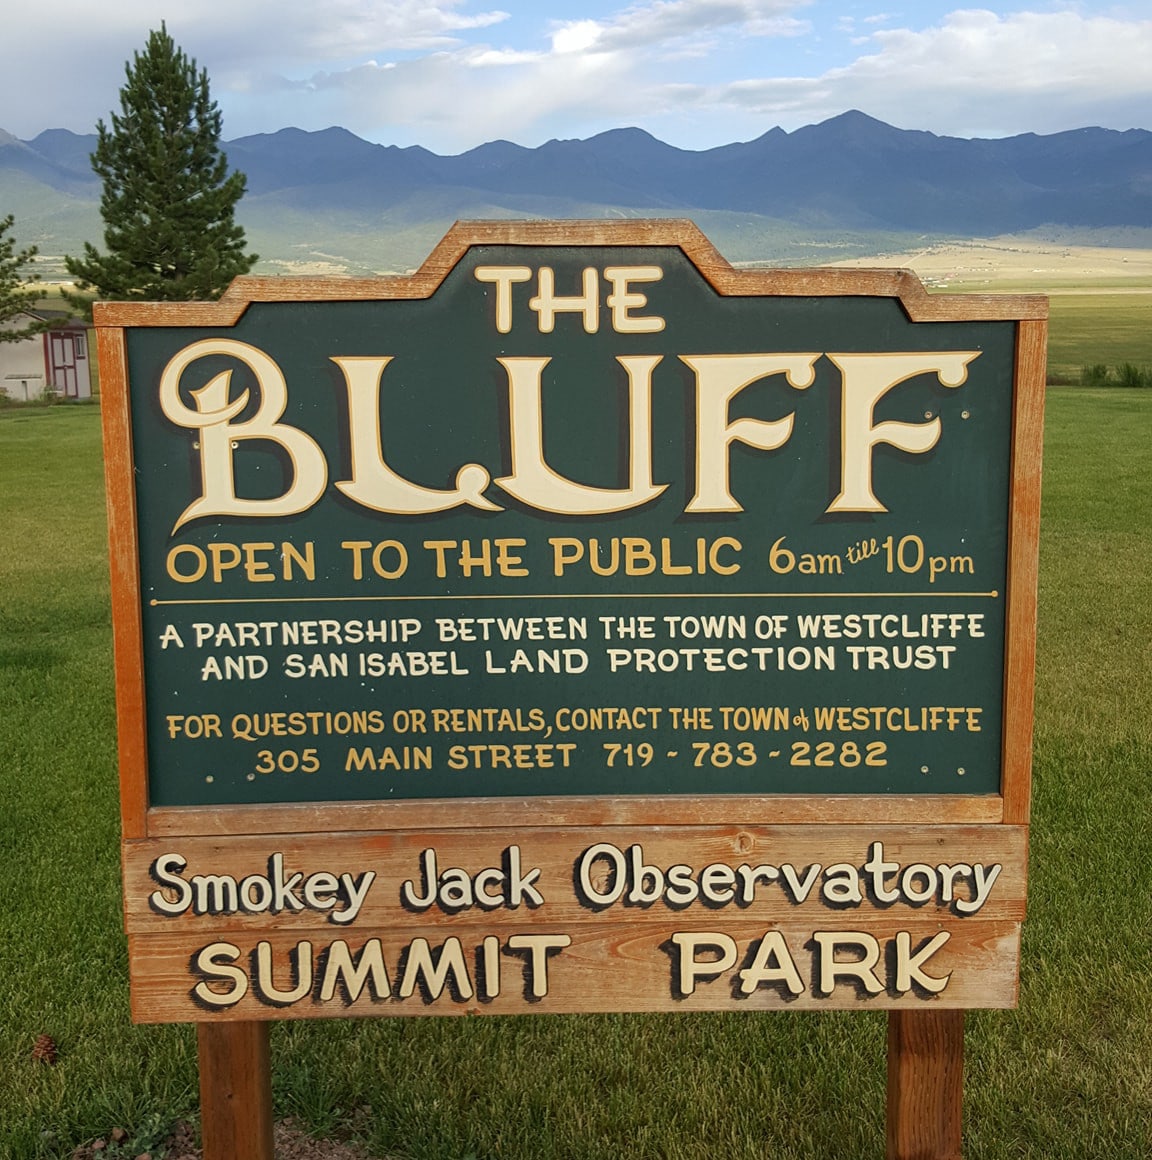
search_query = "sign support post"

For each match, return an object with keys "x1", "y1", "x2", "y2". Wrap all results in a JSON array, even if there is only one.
[
  {"x1": 95, "y1": 220, "x2": 1045, "y2": 1157},
  {"x1": 887, "y1": 1009, "x2": 964, "y2": 1159},
  {"x1": 198, "y1": 1022, "x2": 274, "y2": 1160}
]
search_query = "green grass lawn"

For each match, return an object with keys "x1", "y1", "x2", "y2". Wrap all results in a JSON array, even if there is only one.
[{"x1": 1, "y1": 392, "x2": 1150, "y2": 1158}]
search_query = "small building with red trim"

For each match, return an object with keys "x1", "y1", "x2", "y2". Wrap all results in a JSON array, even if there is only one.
[{"x1": 0, "y1": 310, "x2": 93, "y2": 400}]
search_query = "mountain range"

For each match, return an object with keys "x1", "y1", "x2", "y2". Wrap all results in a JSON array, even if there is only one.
[{"x1": 2, "y1": 110, "x2": 1150, "y2": 275}]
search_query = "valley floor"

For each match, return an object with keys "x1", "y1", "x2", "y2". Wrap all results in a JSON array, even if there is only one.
[{"x1": 827, "y1": 234, "x2": 1152, "y2": 291}]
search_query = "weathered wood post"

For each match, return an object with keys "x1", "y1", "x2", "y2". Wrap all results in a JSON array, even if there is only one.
[
  {"x1": 198, "y1": 1022, "x2": 274, "y2": 1160},
  {"x1": 887, "y1": 1009, "x2": 964, "y2": 1159}
]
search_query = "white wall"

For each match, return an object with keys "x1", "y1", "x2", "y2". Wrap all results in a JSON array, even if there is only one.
[{"x1": 0, "y1": 315, "x2": 46, "y2": 400}]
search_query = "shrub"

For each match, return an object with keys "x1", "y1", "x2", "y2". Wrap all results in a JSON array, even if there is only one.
[
  {"x1": 1116, "y1": 363, "x2": 1151, "y2": 389},
  {"x1": 1079, "y1": 363, "x2": 1110, "y2": 387}
]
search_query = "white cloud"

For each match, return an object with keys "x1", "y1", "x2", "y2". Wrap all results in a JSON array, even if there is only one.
[
  {"x1": 295, "y1": 6, "x2": 1152, "y2": 148},
  {"x1": 219, "y1": 0, "x2": 818, "y2": 148},
  {"x1": 0, "y1": 3, "x2": 1149, "y2": 148},
  {"x1": 5, "y1": 2, "x2": 510, "y2": 79},
  {"x1": 188, "y1": 1, "x2": 511, "y2": 67},
  {"x1": 290, "y1": 43, "x2": 638, "y2": 147},
  {"x1": 326, "y1": 1, "x2": 817, "y2": 146},
  {"x1": 0, "y1": 1, "x2": 510, "y2": 135},
  {"x1": 549, "y1": 0, "x2": 810, "y2": 55},
  {"x1": 468, "y1": 47, "x2": 547, "y2": 67},
  {"x1": 552, "y1": 21, "x2": 606, "y2": 55},
  {"x1": 697, "y1": 9, "x2": 1152, "y2": 136}
]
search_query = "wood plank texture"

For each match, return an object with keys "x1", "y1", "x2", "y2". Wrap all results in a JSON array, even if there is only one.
[
  {"x1": 131, "y1": 920, "x2": 1019, "y2": 1023},
  {"x1": 887, "y1": 1009, "x2": 964, "y2": 1160},
  {"x1": 97, "y1": 326, "x2": 149, "y2": 840},
  {"x1": 197, "y1": 1022, "x2": 274, "y2": 1160},
  {"x1": 144, "y1": 794, "x2": 1002, "y2": 838},
  {"x1": 1001, "y1": 319, "x2": 1047, "y2": 824},
  {"x1": 123, "y1": 823, "x2": 1027, "y2": 935},
  {"x1": 125, "y1": 823, "x2": 1023, "y2": 1022}
]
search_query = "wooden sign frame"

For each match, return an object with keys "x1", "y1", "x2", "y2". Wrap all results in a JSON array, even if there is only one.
[{"x1": 96, "y1": 220, "x2": 1045, "y2": 1157}]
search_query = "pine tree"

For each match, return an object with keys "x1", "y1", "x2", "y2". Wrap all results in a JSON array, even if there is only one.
[
  {"x1": 0, "y1": 214, "x2": 47, "y2": 342},
  {"x1": 65, "y1": 25, "x2": 257, "y2": 307}
]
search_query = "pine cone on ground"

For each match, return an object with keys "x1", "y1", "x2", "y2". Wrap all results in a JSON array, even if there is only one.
[{"x1": 31, "y1": 1034, "x2": 58, "y2": 1064}]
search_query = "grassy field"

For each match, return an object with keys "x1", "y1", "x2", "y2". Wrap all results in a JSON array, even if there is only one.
[
  {"x1": 1, "y1": 387, "x2": 1150, "y2": 1158},
  {"x1": 832, "y1": 235, "x2": 1152, "y2": 382},
  {"x1": 24, "y1": 236, "x2": 1152, "y2": 388},
  {"x1": 1045, "y1": 294, "x2": 1152, "y2": 381}
]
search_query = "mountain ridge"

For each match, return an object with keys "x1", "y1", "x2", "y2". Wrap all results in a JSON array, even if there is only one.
[{"x1": 3, "y1": 111, "x2": 1150, "y2": 273}]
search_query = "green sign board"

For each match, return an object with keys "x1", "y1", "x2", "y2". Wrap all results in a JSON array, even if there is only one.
[
  {"x1": 117, "y1": 229, "x2": 1018, "y2": 807},
  {"x1": 103, "y1": 222, "x2": 1045, "y2": 1034}
]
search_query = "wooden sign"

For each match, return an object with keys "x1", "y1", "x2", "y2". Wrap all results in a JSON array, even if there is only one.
[{"x1": 96, "y1": 220, "x2": 1045, "y2": 1024}]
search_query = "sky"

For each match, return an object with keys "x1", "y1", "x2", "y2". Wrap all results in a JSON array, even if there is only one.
[{"x1": 3, "y1": 2, "x2": 1150, "y2": 153}]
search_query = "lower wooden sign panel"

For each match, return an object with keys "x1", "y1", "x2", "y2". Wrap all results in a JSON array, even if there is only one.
[
  {"x1": 123, "y1": 823, "x2": 1025, "y2": 1021},
  {"x1": 129, "y1": 919, "x2": 1019, "y2": 1022}
]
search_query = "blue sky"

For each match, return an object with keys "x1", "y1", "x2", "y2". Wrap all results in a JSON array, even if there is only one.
[{"x1": 3, "y1": 2, "x2": 1150, "y2": 151}]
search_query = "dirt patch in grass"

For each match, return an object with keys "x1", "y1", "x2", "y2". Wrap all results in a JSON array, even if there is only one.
[{"x1": 68, "y1": 1118, "x2": 394, "y2": 1160}]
